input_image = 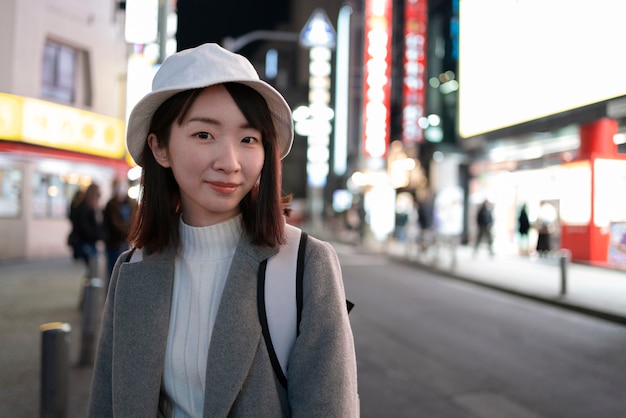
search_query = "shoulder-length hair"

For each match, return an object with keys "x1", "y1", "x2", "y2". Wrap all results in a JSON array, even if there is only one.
[{"x1": 128, "y1": 82, "x2": 290, "y2": 253}]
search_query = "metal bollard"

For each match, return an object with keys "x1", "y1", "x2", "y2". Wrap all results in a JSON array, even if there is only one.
[
  {"x1": 79, "y1": 277, "x2": 104, "y2": 366},
  {"x1": 559, "y1": 249, "x2": 571, "y2": 295},
  {"x1": 450, "y1": 236, "x2": 458, "y2": 270},
  {"x1": 40, "y1": 322, "x2": 71, "y2": 418},
  {"x1": 87, "y1": 253, "x2": 99, "y2": 279}
]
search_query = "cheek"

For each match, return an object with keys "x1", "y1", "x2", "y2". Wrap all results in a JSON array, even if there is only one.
[
  {"x1": 248, "y1": 151, "x2": 265, "y2": 178},
  {"x1": 169, "y1": 141, "x2": 202, "y2": 166},
  {"x1": 169, "y1": 148, "x2": 204, "y2": 180}
]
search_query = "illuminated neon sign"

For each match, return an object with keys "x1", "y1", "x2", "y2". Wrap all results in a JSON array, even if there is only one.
[
  {"x1": 0, "y1": 93, "x2": 126, "y2": 159},
  {"x1": 402, "y1": 0, "x2": 427, "y2": 145},
  {"x1": 362, "y1": 0, "x2": 393, "y2": 158}
]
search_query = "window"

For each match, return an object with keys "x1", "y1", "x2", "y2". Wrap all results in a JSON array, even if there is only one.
[
  {"x1": 41, "y1": 40, "x2": 92, "y2": 106},
  {"x1": 0, "y1": 167, "x2": 23, "y2": 218},
  {"x1": 42, "y1": 41, "x2": 77, "y2": 103},
  {"x1": 32, "y1": 172, "x2": 77, "y2": 219}
]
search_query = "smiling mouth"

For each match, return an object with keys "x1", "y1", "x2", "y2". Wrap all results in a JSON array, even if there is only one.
[{"x1": 208, "y1": 181, "x2": 238, "y2": 194}]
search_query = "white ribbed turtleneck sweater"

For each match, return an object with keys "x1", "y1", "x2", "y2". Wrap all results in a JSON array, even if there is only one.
[{"x1": 164, "y1": 214, "x2": 242, "y2": 418}]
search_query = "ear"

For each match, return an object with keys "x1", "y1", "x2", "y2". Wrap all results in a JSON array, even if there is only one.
[{"x1": 147, "y1": 133, "x2": 170, "y2": 167}]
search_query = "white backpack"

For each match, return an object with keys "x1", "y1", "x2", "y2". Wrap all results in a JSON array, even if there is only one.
[{"x1": 258, "y1": 223, "x2": 308, "y2": 388}]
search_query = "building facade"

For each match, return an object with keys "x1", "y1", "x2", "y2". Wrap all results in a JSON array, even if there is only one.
[{"x1": 0, "y1": 0, "x2": 129, "y2": 261}]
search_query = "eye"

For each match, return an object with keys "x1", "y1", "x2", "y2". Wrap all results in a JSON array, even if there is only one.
[
  {"x1": 195, "y1": 131, "x2": 213, "y2": 140},
  {"x1": 241, "y1": 136, "x2": 260, "y2": 144}
]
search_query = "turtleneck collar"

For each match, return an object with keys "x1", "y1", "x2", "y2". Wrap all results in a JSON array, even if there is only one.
[{"x1": 179, "y1": 214, "x2": 243, "y2": 261}]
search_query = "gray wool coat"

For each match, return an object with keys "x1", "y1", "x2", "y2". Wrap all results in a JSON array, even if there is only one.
[{"x1": 88, "y1": 230, "x2": 359, "y2": 417}]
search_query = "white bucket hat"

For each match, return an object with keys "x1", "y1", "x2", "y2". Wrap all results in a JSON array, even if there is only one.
[{"x1": 126, "y1": 43, "x2": 294, "y2": 166}]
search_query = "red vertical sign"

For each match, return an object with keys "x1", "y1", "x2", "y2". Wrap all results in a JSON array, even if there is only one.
[
  {"x1": 362, "y1": 0, "x2": 393, "y2": 158},
  {"x1": 402, "y1": 0, "x2": 427, "y2": 145}
]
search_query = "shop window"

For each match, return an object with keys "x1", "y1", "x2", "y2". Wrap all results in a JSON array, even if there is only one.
[
  {"x1": 0, "y1": 168, "x2": 23, "y2": 218},
  {"x1": 41, "y1": 40, "x2": 93, "y2": 106},
  {"x1": 32, "y1": 172, "x2": 76, "y2": 219}
]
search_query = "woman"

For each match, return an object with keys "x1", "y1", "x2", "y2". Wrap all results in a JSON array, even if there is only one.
[{"x1": 88, "y1": 43, "x2": 359, "y2": 417}]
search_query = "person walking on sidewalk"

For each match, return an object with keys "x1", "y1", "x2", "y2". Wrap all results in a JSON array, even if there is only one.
[
  {"x1": 88, "y1": 43, "x2": 359, "y2": 417},
  {"x1": 69, "y1": 183, "x2": 103, "y2": 275},
  {"x1": 517, "y1": 203, "x2": 531, "y2": 255},
  {"x1": 474, "y1": 199, "x2": 494, "y2": 257},
  {"x1": 67, "y1": 189, "x2": 86, "y2": 261},
  {"x1": 102, "y1": 178, "x2": 137, "y2": 281}
]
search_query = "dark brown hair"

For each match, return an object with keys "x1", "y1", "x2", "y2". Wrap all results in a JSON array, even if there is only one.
[{"x1": 128, "y1": 83, "x2": 289, "y2": 253}]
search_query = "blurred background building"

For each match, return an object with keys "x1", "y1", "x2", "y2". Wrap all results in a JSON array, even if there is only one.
[
  {"x1": 0, "y1": 0, "x2": 128, "y2": 260},
  {"x1": 2, "y1": 0, "x2": 626, "y2": 267}
]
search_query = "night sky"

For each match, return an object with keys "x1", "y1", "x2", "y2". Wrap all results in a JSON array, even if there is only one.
[{"x1": 176, "y1": 0, "x2": 291, "y2": 53}]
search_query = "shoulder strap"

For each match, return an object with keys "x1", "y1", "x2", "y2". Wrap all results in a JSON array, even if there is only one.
[
  {"x1": 257, "y1": 224, "x2": 307, "y2": 389},
  {"x1": 125, "y1": 247, "x2": 143, "y2": 263}
]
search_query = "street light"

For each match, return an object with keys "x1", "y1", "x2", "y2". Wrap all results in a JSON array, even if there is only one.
[{"x1": 222, "y1": 31, "x2": 299, "y2": 52}]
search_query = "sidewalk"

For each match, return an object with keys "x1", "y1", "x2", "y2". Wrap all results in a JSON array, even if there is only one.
[
  {"x1": 382, "y1": 239, "x2": 626, "y2": 326},
  {"x1": 0, "y1": 256, "x2": 93, "y2": 418}
]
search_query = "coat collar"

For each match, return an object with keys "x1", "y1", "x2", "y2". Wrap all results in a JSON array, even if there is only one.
[{"x1": 112, "y1": 245, "x2": 176, "y2": 416}]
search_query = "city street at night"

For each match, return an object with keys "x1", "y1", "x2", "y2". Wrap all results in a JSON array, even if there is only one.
[{"x1": 3, "y1": 0, "x2": 626, "y2": 417}]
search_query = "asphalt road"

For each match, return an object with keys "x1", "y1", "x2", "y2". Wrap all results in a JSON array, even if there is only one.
[{"x1": 336, "y1": 243, "x2": 626, "y2": 418}]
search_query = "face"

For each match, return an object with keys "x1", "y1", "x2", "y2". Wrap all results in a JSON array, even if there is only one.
[{"x1": 148, "y1": 85, "x2": 265, "y2": 227}]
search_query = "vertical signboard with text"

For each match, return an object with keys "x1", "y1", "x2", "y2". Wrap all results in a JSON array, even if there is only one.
[
  {"x1": 362, "y1": 0, "x2": 393, "y2": 159},
  {"x1": 402, "y1": 0, "x2": 427, "y2": 145}
]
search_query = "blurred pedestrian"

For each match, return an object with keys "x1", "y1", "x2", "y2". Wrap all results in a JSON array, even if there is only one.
[
  {"x1": 67, "y1": 189, "x2": 85, "y2": 261},
  {"x1": 69, "y1": 183, "x2": 103, "y2": 274},
  {"x1": 518, "y1": 204, "x2": 530, "y2": 255},
  {"x1": 417, "y1": 195, "x2": 435, "y2": 251},
  {"x1": 88, "y1": 43, "x2": 359, "y2": 417},
  {"x1": 102, "y1": 178, "x2": 137, "y2": 280},
  {"x1": 474, "y1": 199, "x2": 494, "y2": 257},
  {"x1": 536, "y1": 221, "x2": 552, "y2": 257}
]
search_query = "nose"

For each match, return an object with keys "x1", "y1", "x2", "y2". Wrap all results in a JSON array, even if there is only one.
[{"x1": 212, "y1": 140, "x2": 241, "y2": 172}]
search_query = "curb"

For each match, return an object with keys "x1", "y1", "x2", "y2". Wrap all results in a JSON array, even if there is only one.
[{"x1": 388, "y1": 253, "x2": 626, "y2": 327}]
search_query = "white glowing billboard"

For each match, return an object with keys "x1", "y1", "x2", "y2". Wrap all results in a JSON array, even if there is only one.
[{"x1": 458, "y1": 0, "x2": 626, "y2": 139}]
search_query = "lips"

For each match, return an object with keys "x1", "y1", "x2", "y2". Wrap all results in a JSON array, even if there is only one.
[{"x1": 208, "y1": 181, "x2": 239, "y2": 194}]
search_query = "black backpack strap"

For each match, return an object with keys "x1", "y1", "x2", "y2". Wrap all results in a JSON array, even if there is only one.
[
  {"x1": 125, "y1": 247, "x2": 136, "y2": 262},
  {"x1": 347, "y1": 299, "x2": 355, "y2": 313},
  {"x1": 257, "y1": 259, "x2": 288, "y2": 387},
  {"x1": 295, "y1": 231, "x2": 307, "y2": 336}
]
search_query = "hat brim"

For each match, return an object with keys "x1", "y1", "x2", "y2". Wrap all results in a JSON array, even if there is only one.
[{"x1": 126, "y1": 79, "x2": 294, "y2": 166}]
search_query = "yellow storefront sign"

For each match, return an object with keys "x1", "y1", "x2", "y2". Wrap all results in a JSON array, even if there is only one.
[{"x1": 0, "y1": 93, "x2": 126, "y2": 159}]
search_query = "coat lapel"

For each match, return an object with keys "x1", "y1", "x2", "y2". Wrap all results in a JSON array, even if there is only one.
[
  {"x1": 203, "y1": 237, "x2": 277, "y2": 417},
  {"x1": 112, "y1": 248, "x2": 175, "y2": 416}
]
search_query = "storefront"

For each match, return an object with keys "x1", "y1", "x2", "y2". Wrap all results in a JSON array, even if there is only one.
[
  {"x1": 0, "y1": 93, "x2": 128, "y2": 261},
  {"x1": 468, "y1": 120, "x2": 626, "y2": 268}
]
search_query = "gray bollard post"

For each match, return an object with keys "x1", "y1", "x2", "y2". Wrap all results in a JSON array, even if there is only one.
[
  {"x1": 41, "y1": 322, "x2": 71, "y2": 418},
  {"x1": 559, "y1": 249, "x2": 571, "y2": 295},
  {"x1": 79, "y1": 277, "x2": 104, "y2": 366},
  {"x1": 87, "y1": 253, "x2": 99, "y2": 279},
  {"x1": 450, "y1": 235, "x2": 458, "y2": 270}
]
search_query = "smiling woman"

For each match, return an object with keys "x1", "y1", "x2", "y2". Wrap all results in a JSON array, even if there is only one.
[
  {"x1": 87, "y1": 43, "x2": 359, "y2": 418},
  {"x1": 147, "y1": 84, "x2": 266, "y2": 229}
]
